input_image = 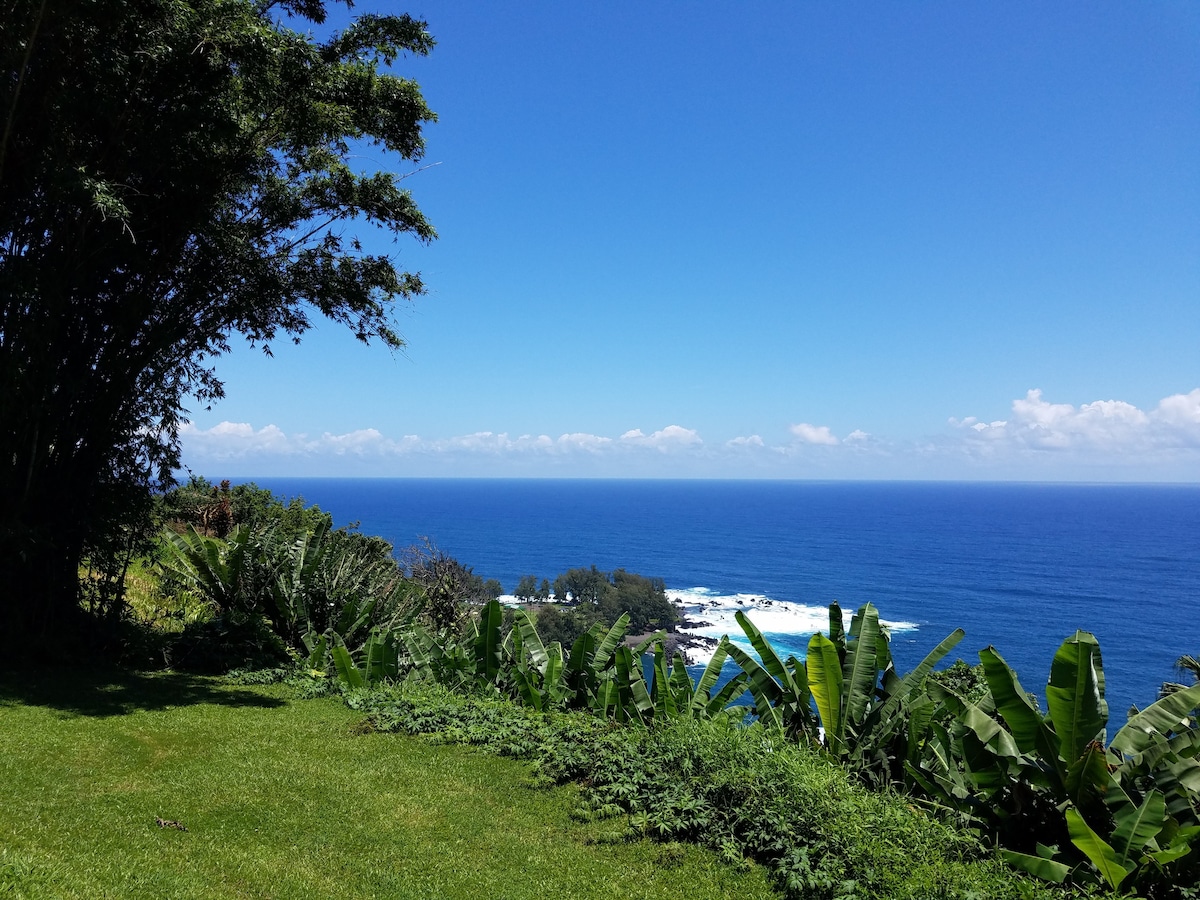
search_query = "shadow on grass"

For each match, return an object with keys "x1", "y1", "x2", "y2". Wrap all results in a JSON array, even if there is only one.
[{"x1": 0, "y1": 668, "x2": 286, "y2": 718}]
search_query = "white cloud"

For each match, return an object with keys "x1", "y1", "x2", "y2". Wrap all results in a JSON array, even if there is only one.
[
  {"x1": 953, "y1": 388, "x2": 1200, "y2": 453},
  {"x1": 789, "y1": 423, "x2": 840, "y2": 445},
  {"x1": 620, "y1": 425, "x2": 702, "y2": 450},
  {"x1": 1156, "y1": 389, "x2": 1200, "y2": 430},
  {"x1": 179, "y1": 388, "x2": 1200, "y2": 480},
  {"x1": 181, "y1": 421, "x2": 704, "y2": 469},
  {"x1": 727, "y1": 435, "x2": 764, "y2": 448}
]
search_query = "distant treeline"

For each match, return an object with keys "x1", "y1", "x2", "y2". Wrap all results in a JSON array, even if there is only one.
[{"x1": 513, "y1": 566, "x2": 680, "y2": 648}]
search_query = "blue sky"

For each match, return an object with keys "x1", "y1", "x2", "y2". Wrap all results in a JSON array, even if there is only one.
[{"x1": 180, "y1": 1, "x2": 1200, "y2": 480}]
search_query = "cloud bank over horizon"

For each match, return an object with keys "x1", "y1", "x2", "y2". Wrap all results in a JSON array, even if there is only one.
[{"x1": 179, "y1": 389, "x2": 1200, "y2": 481}]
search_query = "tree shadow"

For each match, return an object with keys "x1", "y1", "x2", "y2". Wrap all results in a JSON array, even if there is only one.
[{"x1": 0, "y1": 668, "x2": 287, "y2": 718}]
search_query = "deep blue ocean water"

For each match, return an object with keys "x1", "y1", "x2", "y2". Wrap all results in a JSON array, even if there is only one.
[{"x1": 244, "y1": 478, "x2": 1200, "y2": 721}]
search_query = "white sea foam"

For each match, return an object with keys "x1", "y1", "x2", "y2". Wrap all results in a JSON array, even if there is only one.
[{"x1": 670, "y1": 586, "x2": 919, "y2": 666}]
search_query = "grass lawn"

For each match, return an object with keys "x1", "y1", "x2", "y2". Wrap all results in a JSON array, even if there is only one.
[{"x1": 0, "y1": 671, "x2": 776, "y2": 899}]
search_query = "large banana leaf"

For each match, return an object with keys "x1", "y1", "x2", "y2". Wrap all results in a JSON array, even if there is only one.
[
  {"x1": 1046, "y1": 630, "x2": 1109, "y2": 764},
  {"x1": 735, "y1": 611, "x2": 805, "y2": 701},
  {"x1": 399, "y1": 624, "x2": 444, "y2": 678},
  {"x1": 725, "y1": 642, "x2": 785, "y2": 730},
  {"x1": 841, "y1": 603, "x2": 883, "y2": 731},
  {"x1": 543, "y1": 643, "x2": 567, "y2": 704},
  {"x1": 999, "y1": 850, "x2": 1071, "y2": 884},
  {"x1": 651, "y1": 642, "x2": 678, "y2": 720},
  {"x1": 1110, "y1": 790, "x2": 1167, "y2": 865},
  {"x1": 872, "y1": 627, "x2": 965, "y2": 728},
  {"x1": 1066, "y1": 806, "x2": 1134, "y2": 890},
  {"x1": 592, "y1": 614, "x2": 631, "y2": 673},
  {"x1": 690, "y1": 638, "x2": 734, "y2": 714},
  {"x1": 565, "y1": 626, "x2": 600, "y2": 699},
  {"x1": 613, "y1": 645, "x2": 654, "y2": 724},
  {"x1": 1064, "y1": 740, "x2": 1114, "y2": 815},
  {"x1": 828, "y1": 601, "x2": 846, "y2": 653},
  {"x1": 806, "y1": 631, "x2": 844, "y2": 749},
  {"x1": 979, "y1": 645, "x2": 1065, "y2": 786},
  {"x1": 1111, "y1": 682, "x2": 1200, "y2": 756},
  {"x1": 472, "y1": 599, "x2": 504, "y2": 685},
  {"x1": 669, "y1": 653, "x2": 694, "y2": 706},
  {"x1": 301, "y1": 630, "x2": 328, "y2": 670},
  {"x1": 331, "y1": 636, "x2": 364, "y2": 689},
  {"x1": 512, "y1": 609, "x2": 549, "y2": 673}
]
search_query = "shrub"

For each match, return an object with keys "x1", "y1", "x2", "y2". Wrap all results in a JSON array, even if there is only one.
[{"x1": 354, "y1": 684, "x2": 1081, "y2": 900}]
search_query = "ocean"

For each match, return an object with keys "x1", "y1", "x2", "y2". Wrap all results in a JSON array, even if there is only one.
[{"x1": 242, "y1": 478, "x2": 1200, "y2": 721}]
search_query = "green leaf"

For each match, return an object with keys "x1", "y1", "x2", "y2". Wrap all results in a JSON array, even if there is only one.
[
  {"x1": 735, "y1": 611, "x2": 804, "y2": 700},
  {"x1": 979, "y1": 645, "x2": 1066, "y2": 791},
  {"x1": 592, "y1": 614, "x2": 631, "y2": 673},
  {"x1": 512, "y1": 609, "x2": 549, "y2": 672},
  {"x1": 806, "y1": 632, "x2": 844, "y2": 749},
  {"x1": 692, "y1": 637, "x2": 733, "y2": 706},
  {"x1": 651, "y1": 642, "x2": 677, "y2": 720},
  {"x1": 472, "y1": 599, "x2": 504, "y2": 685},
  {"x1": 1064, "y1": 740, "x2": 1113, "y2": 813},
  {"x1": 543, "y1": 644, "x2": 566, "y2": 703},
  {"x1": 1000, "y1": 849, "x2": 1071, "y2": 883},
  {"x1": 841, "y1": 603, "x2": 882, "y2": 732},
  {"x1": 827, "y1": 601, "x2": 846, "y2": 652},
  {"x1": 669, "y1": 653, "x2": 694, "y2": 706},
  {"x1": 1065, "y1": 805, "x2": 1134, "y2": 890},
  {"x1": 1046, "y1": 631, "x2": 1108, "y2": 764},
  {"x1": 725, "y1": 643, "x2": 784, "y2": 730},
  {"x1": 331, "y1": 640, "x2": 364, "y2": 690},
  {"x1": 979, "y1": 646, "x2": 1045, "y2": 752},
  {"x1": 1110, "y1": 790, "x2": 1166, "y2": 865},
  {"x1": 867, "y1": 627, "x2": 965, "y2": 744},
  {"x1": 705, "y1": 671, "x2": 749, "y2": 717},
  {"x1": 1111, "y1": 682, "x2": 1200, "y2": 756}
]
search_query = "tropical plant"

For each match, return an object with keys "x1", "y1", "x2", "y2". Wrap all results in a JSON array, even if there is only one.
[
  {"x1": 724, "y1": 609, "x2": 818, "y2": 740},
  {"x1": 905, "y1": 630, "x2": 1200, "y2": 895},
  {"x1": 727, "y1": 602, "x2": 965, "y2": 786},
  {"x1": 645, "y1": 637, "x2": 749, "y2": 724},
  {"x1": 157, "y1": 525, "x2": 261, "y2": 617}
]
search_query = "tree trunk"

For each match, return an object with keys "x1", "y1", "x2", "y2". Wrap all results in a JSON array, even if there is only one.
[{"x1": 0, "y1": 515, "x2": 90, "y2": 657}]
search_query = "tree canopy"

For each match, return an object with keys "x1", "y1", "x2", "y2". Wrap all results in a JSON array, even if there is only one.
[{"x1": 0, "y1": 0, "x2": 436, "y2": 649}]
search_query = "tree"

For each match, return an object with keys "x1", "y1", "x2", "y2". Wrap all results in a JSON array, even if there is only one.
[
  {"x1": 1, "y1": 0, "x2": 436, "y2": 649},
  {"x1": 554, "y1": 565, "x2": 611, "y2": 606},
  {"x1": 602, "y1": 569, "x2": 678, "y2": 634},
  {"x1": 514, "y1": 574, "x2": 539, "y2": 603}
]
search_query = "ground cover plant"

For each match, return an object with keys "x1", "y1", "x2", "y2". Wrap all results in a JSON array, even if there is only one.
[
  {"x1": 354, "y1": 682, "x2": 1089, "y2": 900},
  {"x1": 0, "y1": 669, "x2": 775, "y2": 900}
]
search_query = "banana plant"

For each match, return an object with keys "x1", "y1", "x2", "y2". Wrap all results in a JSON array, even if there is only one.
[
  {"x1": 508, "y1": 608, "x2": 568, "y2": 711},
  {"x1": 330, "y1": 628, "x2": 403, "y2": 689},
  {"x1": 269, "y1": 521, "x2": 330, "y2": 640},
  {"x1": 729, "y1": 601, "x2": 964, "y2": 779},
  {"x1": 158, "y1": 524, "x2": 256, "y2": 613},
  {"x1": 563, "y1": 614, "x2": 633, "y2": 710},
  {"x1": 725, "y1": 609, "x2": 818, "y2": 739},
  {"x1": 646, "y1": 637, "x2": 748, "y2": 722},
  {"x1": 909, "y1": 631, "x2": 1200, "y2": 893},
  {"x1": 398, "y1": 599, "x2": 509, "y2": 692}
]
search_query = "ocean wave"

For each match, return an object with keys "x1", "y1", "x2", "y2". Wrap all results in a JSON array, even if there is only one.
[{"x1": 670, "y1": 586, "x2": 919, "y2": 666}]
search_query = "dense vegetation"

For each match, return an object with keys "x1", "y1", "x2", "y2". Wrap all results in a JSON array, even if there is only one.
[
  {"x1": 96, "y1": 481, "x2": 1199, "y2": 898},
  {"x1": 517, "y1": 565, "x2": 681, "y2": 649}
]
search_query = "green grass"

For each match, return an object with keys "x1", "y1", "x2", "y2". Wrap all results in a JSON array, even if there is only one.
[{"x1": 0, "y1": 671, "x2": 776, "y2": 899}]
